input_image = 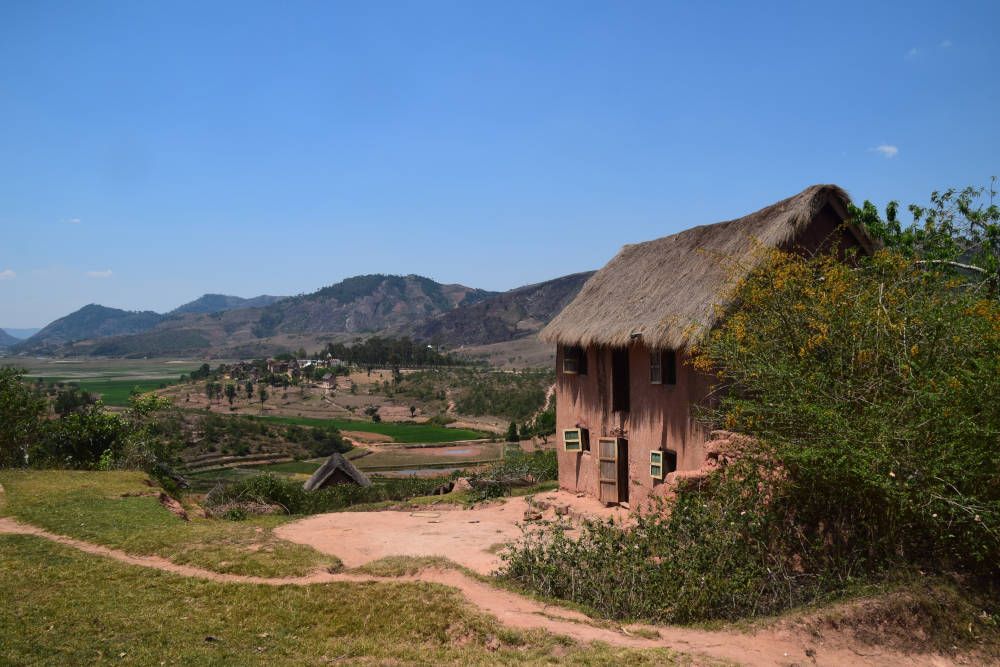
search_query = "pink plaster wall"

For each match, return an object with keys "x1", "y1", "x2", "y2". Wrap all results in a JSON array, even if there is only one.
[{"x1": 555, "y1": 343, "x2": 714, "y2": 509}]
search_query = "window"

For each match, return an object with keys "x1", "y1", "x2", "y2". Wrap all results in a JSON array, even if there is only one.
[
  {"x1": 650, "y1": 449, "x2": 678, "y2": 479},
  {"x1": 612, "y1": 347, "x2": 630, "y2": 412},
  {"x1": 650, "y1": 349, "x2": 677, "y2": 385},
  {"x1": 562, "y1": 345, "x2": 587, "y2": 375},
  {"x1": 649, "y1": 451, "x2": 664, "y2": 479},
  {"x1": 563, "y1": 428, "x2": 590, "y2": 452}
]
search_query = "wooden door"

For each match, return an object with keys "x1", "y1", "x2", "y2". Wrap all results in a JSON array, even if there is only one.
[
  {"x1": 599, "y1": 438, "x2": 629, "y2": 505},
  {"x1": 598, "y1": 438, "x2": 619, "y2": 504}
]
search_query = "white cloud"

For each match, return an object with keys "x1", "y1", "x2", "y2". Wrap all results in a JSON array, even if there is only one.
[
  {"x1": 872, "y1": 144, "x2": 899, "y2": 159},
  {"x1": 86, "y1": 269, "x2": 113, "y2": 278},
  {"x1": 66, "y1": 218, "x2": 81, "y2": 225},
  {"x1": 940, "y1": 39, "x2": 952, "y2": 48},
  {"x1": 905, "y1": 47, "x2": 919, "y2": 60},
  {"x1": 0, "y1": 269, "x2": 15, "y2": 280}
]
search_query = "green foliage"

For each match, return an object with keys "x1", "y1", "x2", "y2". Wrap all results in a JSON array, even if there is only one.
[
  {"x1": 205, "y1": 473, "x2": 445, "y2": 515},
  {"x1": 696, "y1": 250, "x2": 999, "y2": 573},
  {"x1": 0, "y1": 372, "x2": 172, "y2": 471},
  {"x1": 467, "y1": 450, "x2": 558, "y2": 502},
  {"x1": 321, "y1": 335, "x2": 465, "y2": 367},
  {"x1": 52, "y1": 385, "x2": 96, "y2": 415},
  {"x1": 506, "y1": 421, "x2": 520, "y2": 442},
  {"x1": 851, "y1": 179, "x2": 1000, "y2": 291},
  {"x1": 0, "y1": 367, "x2": 48, "y2": 467},
  {"x1": 394, "y1": 367, "x2": 554, "y2": 421}
]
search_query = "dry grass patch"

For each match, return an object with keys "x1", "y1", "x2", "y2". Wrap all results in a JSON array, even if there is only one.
[
  {"x1": 0, "y1": 534, "x2": 686, "y2": 665},
  {"x1": 0, "y1": 470, "x2": 338, "y2": 577}
]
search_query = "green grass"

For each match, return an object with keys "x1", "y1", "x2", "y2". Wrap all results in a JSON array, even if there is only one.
[
  {"x1": 0, "y1": 470, "x2": 336, "y2": 577},
  {"x1": 0, "y1": 535, "x2": 682, "y2": 665},
  {"x1": 256, "y1": 459, "x2": 323, "y2": 475},
  {"x1": 257, "y1": 415, "x2": 487, "y2": 443},
  {"x1": 70, "y1": 378, "x2": 179, "y2": 406}
]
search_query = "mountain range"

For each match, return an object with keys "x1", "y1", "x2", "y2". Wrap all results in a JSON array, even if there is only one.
[{"x1": 9, "y1": 271, "x2": 592, "y2": 361}]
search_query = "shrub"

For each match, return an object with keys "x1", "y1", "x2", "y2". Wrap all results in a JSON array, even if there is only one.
[
  {"x1": 205, "y1": 474, "x2": 445, "y2": 516},
  {"x1": 502, "y1": 249, "x2": 1000, "y2": 624},
  {"x1": 467, "y1": 450, "x2": 557, "y2": 502},
  {"x1": 694, "y1": 249, "x2": 999, "y2": 574}
]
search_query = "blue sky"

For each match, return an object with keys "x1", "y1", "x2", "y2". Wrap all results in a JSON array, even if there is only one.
[{"x1": 2, "y1": 1, "x2": 998, "y2": 328}]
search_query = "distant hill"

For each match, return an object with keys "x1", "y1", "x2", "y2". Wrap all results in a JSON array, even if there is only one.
[
  {"x1": 43, "y1": 274, "x2": 496, "y2": 358},
  {"x1": 0, "y1": 329, "x2": 20, "y2": 348},
  {"x1": 14, "y1": 304, "x2": 164, "y2": 353},
  {"x1": 1, "y1": 327, "x2": 41, "y2": 340},
  {"x1": 251, "y1": 274, "x2": 497, "y2": 337},
  {"x1": 18, "y1": 271, "x2": 591, "y2": 362},
  {"x1": 169, "y1": 294, "x2": 286, "y2": 316},
  {"x1": 405, "y1": 271, "x2": 595, "y2": 345}
]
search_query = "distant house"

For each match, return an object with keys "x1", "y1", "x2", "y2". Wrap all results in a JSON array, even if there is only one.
[
  {"x1": 303, "y1": 452, "x2": 371, "y2": 490},
  {"x1": 540, "y1": 185, "x2": 875, "y2": 508}
]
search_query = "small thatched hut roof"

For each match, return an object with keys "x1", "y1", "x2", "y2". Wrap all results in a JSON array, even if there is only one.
[
  {"x1": 303, "y1": 452, "x2": 372, "y2": 491},
  {"x1": 540, "y1": 184, "x2": 874, "y2": 350}
]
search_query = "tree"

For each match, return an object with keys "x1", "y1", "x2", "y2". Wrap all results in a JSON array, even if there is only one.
[
  {"x1": 245, "y1": 381, "x2": 253, "y2": 401},
  {"x1": 409, "y1": 405, "x2": 417, "y2": 418},
  {"x1": 224, "y1": 383, "x2": 236, "y2": 406},
  {"x1": 531, "y1": 405, "x2": 556, "y2": 444},
  {"x1": 506, "y1": 421, "x2": 520, "y2": 443},
  {"x1": 0, "y1": 367, "x2": 47, "y2": 467},
  {"x1": 53, "y1": 386, "x2": 95, "y2": 416},
  {"x1": 851, "y1": 179, "x2": 1000, "y2": 292},
  {"x1": 258, "y1": 387, "x2": 268, "y2": 414}
]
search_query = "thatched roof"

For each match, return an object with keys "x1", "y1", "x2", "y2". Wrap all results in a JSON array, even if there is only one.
[
  {"x1": 303, "y1": 452, "x2": 372, "y2": 491},
  {"x1": 541, "y1": 184, "x2": 873, "y2": 350}
]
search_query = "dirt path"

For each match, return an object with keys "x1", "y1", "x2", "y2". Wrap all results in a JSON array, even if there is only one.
[
  {"x1": 530, "y1": 383, "x2": 556, "y2": 423},
  {"x1": 0, "y1": 515, "x2": 956, "y2": 666}
]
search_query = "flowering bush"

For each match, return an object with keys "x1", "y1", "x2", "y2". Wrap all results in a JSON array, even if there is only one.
[{"x1": 502, "y1": 249, "x2": 999, "y2": 623}]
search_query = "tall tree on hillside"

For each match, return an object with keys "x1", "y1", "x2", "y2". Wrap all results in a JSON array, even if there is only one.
[
  {"x1": 245, "y1": 381, "x2": 253, "y2": 401},
  {"x1": 258, "y1": 387, "x2": 268, "y2": 415},
  {"x1": 851, "y1": 178, "x2": 1000, "y2": 292},
  {"x1": 224, "y1": 383, "x2": 236, "y2": 407}
]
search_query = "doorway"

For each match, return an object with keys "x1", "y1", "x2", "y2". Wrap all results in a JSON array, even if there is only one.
[{"x1": 598, "y1": 437, "x2": 629, "y2": 505}]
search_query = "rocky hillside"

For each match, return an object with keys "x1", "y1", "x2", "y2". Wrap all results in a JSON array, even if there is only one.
[
  {"x1": 405, "y1": 271, "x2": 595, "y2": 345},
  {"x1": 14, "y1": 271, "x2": 592, "y2": 361},
  {"x1": 169, "y1": 294, "x2": 285, "y2": 316},
  {"x1": 249, "y1": 274, "x2": 496, "y2": 337}
]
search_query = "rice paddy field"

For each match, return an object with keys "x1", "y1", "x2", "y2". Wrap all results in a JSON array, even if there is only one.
[
  {"x1": 6, "y1": 358, "x2": 202, "y2": 406},
  {"x1": 257, "y1": 415, "x2": 488, "y2": 443}
]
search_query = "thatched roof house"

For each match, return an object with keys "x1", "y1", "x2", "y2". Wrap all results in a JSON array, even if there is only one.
[
  {"x1": 544, "y1": 184, "x2": 875, "y2": 509},
  {"x1": 303, "y1": 452, "x2": 372, "y2": 491},
  {"x1": 541, "y1": 184, "x2": 875, "y2": 351}
]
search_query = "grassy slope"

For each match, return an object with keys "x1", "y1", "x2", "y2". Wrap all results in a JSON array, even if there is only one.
[
  {"x1": 0, "y1": 470, "x2": 336, "y2": 577},
  {"x1": 0, "y1": 536, "x2": 679, "y2": 665},
  {"x1": 258, "y1": 415, "x2": 487, "y2": 443}
]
